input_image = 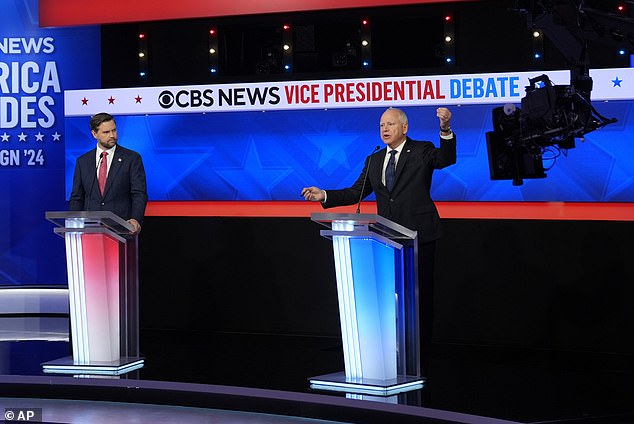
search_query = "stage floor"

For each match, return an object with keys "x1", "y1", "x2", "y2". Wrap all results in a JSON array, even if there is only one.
[{"x1": 1, "y1": 320, "x2": 633, "y2": 424}]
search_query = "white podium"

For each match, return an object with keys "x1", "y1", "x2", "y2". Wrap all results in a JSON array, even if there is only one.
[{"x1": 42, "y1": 211, "x2": 144, "y2": 375}]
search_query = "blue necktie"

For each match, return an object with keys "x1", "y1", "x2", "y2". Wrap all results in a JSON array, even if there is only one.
[{"x1": 385, "y1": 150, "x2": 397, "y2": 192}]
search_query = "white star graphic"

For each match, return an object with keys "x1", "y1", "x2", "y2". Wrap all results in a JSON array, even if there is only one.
[
  {"x1": 18, "y1": 132, "x2": 27, "y2": 142},
  {"x1": 52, "y1": 132, "x2": 62, "y2": 141},
  {"x1": 35, "y1": 132, "x2": 45, "y2": 141},
  {"x1": 1, "y1": 133, "x2": 9, "y2": 142},
  {"x1": 215, "y1": 140, "x2": 293, "y2": 200}
]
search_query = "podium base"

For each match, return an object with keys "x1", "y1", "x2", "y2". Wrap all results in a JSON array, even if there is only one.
[
  {"x1": 42, "y1": 356, "x2": 144, "y2": 376},
  {"x1": 309, "y1": 372, "x2": 424, "y2": 396}
]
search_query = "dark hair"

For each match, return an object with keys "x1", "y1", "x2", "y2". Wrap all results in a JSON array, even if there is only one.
[{"x1": 90, "y1": 112, "x2": 115, "y2": 133}]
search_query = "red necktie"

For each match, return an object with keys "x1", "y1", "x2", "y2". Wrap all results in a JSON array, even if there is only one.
[{"x1": 98, "y1": 151, "x2": 108, "y2": 196}]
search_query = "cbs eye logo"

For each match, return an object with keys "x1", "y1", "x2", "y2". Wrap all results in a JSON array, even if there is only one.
[
  {"x1": 158, "y1": 90, "x2": 175, "y2": 109},
  {"x1": 158, "y1": 89, "x2": 214, "y2": 109}
]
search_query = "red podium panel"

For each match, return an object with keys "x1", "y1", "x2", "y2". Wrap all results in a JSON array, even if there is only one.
[{"x1": 43, "y1": 211, "x2": 143, "y2": 375}]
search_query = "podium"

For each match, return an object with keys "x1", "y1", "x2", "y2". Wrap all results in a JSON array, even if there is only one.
[
  {"x1": 42, "y1": 211, "x2": 144, "y2": 375},
  {"x1": 309, "y1": 213, "x2": 423, "y2": 396}
]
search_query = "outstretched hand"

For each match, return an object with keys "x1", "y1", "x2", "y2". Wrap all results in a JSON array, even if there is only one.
[{"x1": 301, "y1": 186, "x2": 325, "y2": 202}]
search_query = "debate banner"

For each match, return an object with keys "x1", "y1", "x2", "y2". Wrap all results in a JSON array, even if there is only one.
[{"x1": 64, "y1": 68, "x2": 634, "y2": 203}]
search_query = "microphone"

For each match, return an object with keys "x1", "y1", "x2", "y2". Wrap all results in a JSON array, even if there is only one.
[
  {"x1": 355, "y1": 145, "x2": 381, "y2": 214},
  {"x1": 87, "y1": 151, "x2": 105, "y2": 209}
]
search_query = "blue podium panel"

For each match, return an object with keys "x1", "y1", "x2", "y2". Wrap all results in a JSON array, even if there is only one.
[
  {"x1": 349, "y1": 238, "x2": 398, "y2": 381},
  {"x1": 311, "y1": 213, "x2": 421, "y2": 395}
]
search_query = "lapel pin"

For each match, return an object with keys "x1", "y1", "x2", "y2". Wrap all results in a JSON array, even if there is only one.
[{"x1": 118, "y1": 158, "x2": 122, "y2": 162}]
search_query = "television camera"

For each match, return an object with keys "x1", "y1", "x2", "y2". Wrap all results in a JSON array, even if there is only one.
[
  {"x1": 485, "y1": 0, "x2": 633, "y2": 185},
  {"x1": 486, "y1": 73, "x2": 617, "y2": 185}
]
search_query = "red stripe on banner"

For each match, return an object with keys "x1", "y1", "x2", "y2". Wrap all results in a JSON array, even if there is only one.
[
  {"x1": 39, "y1": 0, "x2": 473, "y2": 27},
  {"x1": 145, "y1": 201, "x2": 634, "y2": 221}
]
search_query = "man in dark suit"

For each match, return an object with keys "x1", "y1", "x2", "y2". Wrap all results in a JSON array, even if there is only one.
[
  {"x1": 301, "y1": 106, "x2": 456, "y2": 372},
  {"x1": 69, "y1": 112, "x2": 148, "y2": 233}
]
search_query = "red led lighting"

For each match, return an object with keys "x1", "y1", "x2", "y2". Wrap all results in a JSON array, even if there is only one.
[
  {"x1": 283, "y1": 24, "x2": 290, "y2": 30},
  {"x1": 138, "y1": 33, "x2": 145, "y2": 39}
]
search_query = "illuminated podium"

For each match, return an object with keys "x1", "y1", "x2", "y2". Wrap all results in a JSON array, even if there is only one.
[
  {"x1": 42, "y1": 211, "x2": 143, "y2": 375},
  {"x1": 309, "y1": 213, "x2": 423, "y2": 396}
]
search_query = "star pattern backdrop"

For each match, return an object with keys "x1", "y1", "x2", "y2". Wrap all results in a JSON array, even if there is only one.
[{"x1": 65, "y1": 100, "x2": 634, "y2": 202}]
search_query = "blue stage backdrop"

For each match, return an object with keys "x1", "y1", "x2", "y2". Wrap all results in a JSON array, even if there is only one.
[
  {"x1": 64, "y1": 69, "x2": 634, "y2": 203},
  {"x1": 0, "y1": 0, "x2": 100, "y2": 285}
]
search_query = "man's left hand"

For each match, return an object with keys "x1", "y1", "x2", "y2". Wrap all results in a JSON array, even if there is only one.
[{"x1": 127, "y1": 218, "x2": 141, "y2": 234}]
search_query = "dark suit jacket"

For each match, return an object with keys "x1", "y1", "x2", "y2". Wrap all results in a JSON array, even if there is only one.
[
  {"x1": 323, "y1": 136, "x2": 456, "y2": 243},
  {"x1": 68, "y1": 145, "x2": 148, "y2": 224}
]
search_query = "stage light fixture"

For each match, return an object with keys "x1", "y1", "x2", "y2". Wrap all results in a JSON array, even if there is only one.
[
  {"x1": 443, "y1": 12, "x2": 455, "y2": 66},
  {"x1": 208, "y1": 24, "x2": 219, "y2": 76},
  {"x1": 138, "y1": 26, "x2": 148, "y2": 81},
  {"x1": 618, "y1": 49, "x2": 627, "y2": 55},
  {"x1": 281, "y1": 22, "x2": 293, "y2": 73},
  {"x1": 360, "y1": 17, "x2": 372, "y2": 70},
  {"x1": 531, "y1": 27, "x2": 543, "y2": 62}
]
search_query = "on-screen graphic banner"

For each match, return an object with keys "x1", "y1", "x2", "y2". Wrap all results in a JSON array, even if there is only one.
[{"x1": 64, "y1": 68, "x2": 634, "y2": 203}]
